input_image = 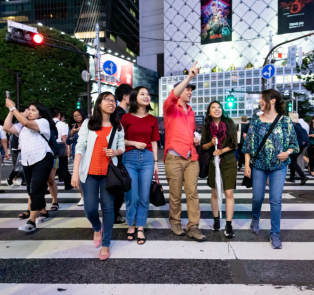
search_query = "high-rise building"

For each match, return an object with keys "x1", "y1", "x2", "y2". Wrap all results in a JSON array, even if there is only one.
[{"x1": 0, "y1": 0, "x2": 139, "y2": 59}]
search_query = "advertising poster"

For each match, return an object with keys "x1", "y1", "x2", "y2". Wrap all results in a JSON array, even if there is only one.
[
  {"x1": 201, "y1": 0, "x2": 232, "y2": 45},
  {"x1": 278, "y1": 0, "x2": 314, "y2": 34},
  {"x1": 96, "y1": 54, "x2": 133, "y2": 86}
]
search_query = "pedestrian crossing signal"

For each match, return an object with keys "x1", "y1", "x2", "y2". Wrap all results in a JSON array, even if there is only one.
[
  {"x1": 76, "y1": 98, "x2": 82, "y2": 109},
  {"x1": 225, "y1": 95, "x2": 237, "y2": 109},
  {"x1": 288, "y1": 102, "x2": 292, "y2": 112}
]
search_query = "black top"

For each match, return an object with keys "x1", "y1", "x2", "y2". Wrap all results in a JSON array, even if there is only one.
[
  {"x1": 117, "y1": 105, "x2": 126, "y2": 121},
  {"x1": 238, "y1": 123, "x2": 249, "y2": 145}
]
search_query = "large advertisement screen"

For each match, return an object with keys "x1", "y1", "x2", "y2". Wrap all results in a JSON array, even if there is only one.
[
  {"x1": 201, "y1": 0, "x2": 232, "y2": 45},
  {"x1": 278, "y1": 0, "x2": 314, "y2": 34},
  {"x1": 96, "y1": 54, "x2": 133, "y2": 86}
]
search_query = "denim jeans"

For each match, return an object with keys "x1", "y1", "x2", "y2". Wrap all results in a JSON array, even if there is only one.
[
  {"x1": 122, "y1": 149, "x2": 154, "y2": 226},
  {"x1": 252, "y1": 165, "x2": 287, "y2": 236},
  {"x1": 81, "y1": 175, "x2": 115, "y2": 247}
]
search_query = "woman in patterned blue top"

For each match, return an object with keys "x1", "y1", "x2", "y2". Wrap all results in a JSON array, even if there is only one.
[{"x1": 242, "y1": 89, "x2": 299, "y2": 250}]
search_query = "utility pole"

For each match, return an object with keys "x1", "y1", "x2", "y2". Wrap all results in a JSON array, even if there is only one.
[
  {"x1": 268, "y1": 31, "x2": 273, "y2": 90},
  {"x1": 95, "y1": 23, "x2": 101, "y2": 95}
]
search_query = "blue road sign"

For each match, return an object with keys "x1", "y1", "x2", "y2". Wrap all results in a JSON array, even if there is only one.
[
  {"x1": 103, "y1": 60, "x2": 117, "y2": 76},
  {"x1": 262, "y1": 64, "x2": 275, "y2": 79}
]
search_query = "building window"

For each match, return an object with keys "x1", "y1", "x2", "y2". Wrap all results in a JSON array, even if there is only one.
[
  {"x1": 126, "y1": 47, "x2": 135, "y2": 57},
  {"x1": 0, "y1": 16, "x2": 29, "y2": 23},
  {"x1": 130, "y1": 8, "x2": 136, "y2": 18},
  {"x1": 110, "y1": 34, "x2": 117, "y2": 43}
]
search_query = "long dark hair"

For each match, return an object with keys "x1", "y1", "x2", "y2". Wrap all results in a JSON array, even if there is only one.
[
  {"x1": 309, "y1": 115, "x2": 314, "y2": 133},
  {"x1": 204, "y1": 101, "x2": 237, "y2": 150},
  {"x1": 29, "y1": 102, "x2": 55, "y2": 131},
  {"x1": 261, "y1": 89, "x2": 286, "y2": 114},
  {"x1": 88, "y1": 92, "x2": 121, "y2": 131},
  {"x1": 129, "y1": 86, "x2": 153, "y2": 114},
  {"x1": 68, "y1": 109, "x2": 86, "y2": 128}
]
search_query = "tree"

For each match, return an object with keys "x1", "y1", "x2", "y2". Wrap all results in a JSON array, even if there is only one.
[
  {"x1": 0, "y1": 25, "x2": 88, "y2": 124},
  {"x1": 281, "y1": 91, "x2": 314, "y2": 118},
  {"x1": 297, "y1": 51, "x2": 314, "y2": 94}
]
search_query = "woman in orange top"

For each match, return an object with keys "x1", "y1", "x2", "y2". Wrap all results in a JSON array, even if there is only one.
[{"x1": 71, "y1": 92, "x2": 125, "y2": 260}]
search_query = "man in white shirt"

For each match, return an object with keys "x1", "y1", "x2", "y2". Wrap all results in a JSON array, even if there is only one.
[
  {"x1": 51, "y1": 108, "x2": 73, "y2": 190},
  {"x1": 0, "y1": 125, "x2": 9, "y2": 182}
]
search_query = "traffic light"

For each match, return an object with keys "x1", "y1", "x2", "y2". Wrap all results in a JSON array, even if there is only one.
[
  {"x1": 76, "y1": 98, "x2": 82, "y2": 109},
  {"x1": 225, "y1": 95, "x2": 237, "y2": 109},
  {"x1": 6, "y1": 20, "x2": 44, "y2": 47},
  {"x1": 288, "y1": 102, "x2": 292, "y2": 112}
]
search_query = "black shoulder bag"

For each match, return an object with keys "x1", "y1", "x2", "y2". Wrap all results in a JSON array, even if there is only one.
[
  {"x1": 150, "y1": 172, "x2": 166, "y2": 207},
  {"x1": 242, "y1": 114, "x2": 281, "y2": 188},
  {"x1": 105, "y1": 127, "x2": 132, "y2": 195}
]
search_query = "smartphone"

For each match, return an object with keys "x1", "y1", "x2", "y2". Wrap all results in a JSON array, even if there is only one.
[
  {"x1": 6, "y1": 91, "x2": 10, "y2": 99},
  {"x1": 72, "y1": 123, "x2": 78, "y2": 129}
]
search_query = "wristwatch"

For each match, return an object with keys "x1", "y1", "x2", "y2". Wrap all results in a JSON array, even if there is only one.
[
  {"x1": 286, "y1": 151, "x2": 291, "y2": 155},
  {"x1": 9, "y1": 107, "x2": 16, "y2": 112}
]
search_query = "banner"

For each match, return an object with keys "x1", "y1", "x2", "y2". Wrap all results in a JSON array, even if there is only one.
[
  {"x1": 96, "y1": 54, "x2": 133, "y2": 86},
  {"x1": 278, "y1": 0, "x2": 314, "y2": 34},
  {"x1": 201, "y1": 0, "x2": 232, "y2": 45}
]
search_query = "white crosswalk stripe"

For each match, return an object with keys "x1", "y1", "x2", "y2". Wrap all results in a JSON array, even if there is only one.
[{"x1": 1, "y1": 162, "x2": 314, "y2": 291}]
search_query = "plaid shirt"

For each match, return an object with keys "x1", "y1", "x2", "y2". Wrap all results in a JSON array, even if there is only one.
[{"x1": 14, "y1": 119, "x2": 52, "y2": 166}]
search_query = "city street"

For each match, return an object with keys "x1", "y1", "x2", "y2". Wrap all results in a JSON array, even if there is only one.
[{"x1": 0, "y1": 158, "x2": 314, "y2": 294}]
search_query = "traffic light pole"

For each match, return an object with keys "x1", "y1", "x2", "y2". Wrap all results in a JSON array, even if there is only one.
[{"x1": 95, "y1": 24, "x2": 101, "y2": 95}]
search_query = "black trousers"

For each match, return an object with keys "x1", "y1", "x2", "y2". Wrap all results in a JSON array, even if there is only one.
[
  {"x1": 290, "y1": 148, "x2": 304, "y2": 179},
  {"x1": 114, "y1": 193, "x2": 125, "y2": 218},
  {"x1": 58, "y1": 156, "x2": 72, "y2": 187},
  {"x1": 308, "y1": 145, "x2": 314, "y2": 171},
  {"x1": 238, "y1": 144, "x2": 245, "y2": 168},
  {"x1": 23, "y1": 153, "x2": 53, "y2": 211}
]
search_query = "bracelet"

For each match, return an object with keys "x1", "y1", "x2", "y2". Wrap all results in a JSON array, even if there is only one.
[
  {"x1": 287, "y1": 151, "x2": 291, "y2": 155},
  {"x1": 154, "y1": 160, "x2": 158, "y2": 162}
]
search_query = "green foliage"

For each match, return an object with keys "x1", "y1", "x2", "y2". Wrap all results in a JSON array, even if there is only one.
[
  {"x1": 296, "y1": 51, "x2": 314, "y2": 94},
  {"x1": 281, "y1": 92, "x2": 314, "y2": 118},
  {"x1": 0, "y1": 25, "x2": 88, "y2": 124}
]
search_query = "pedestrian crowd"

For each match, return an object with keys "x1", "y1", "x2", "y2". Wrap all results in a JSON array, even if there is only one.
[{"x1": 1, "y1": 61, "x2": 312, "y2": 260}]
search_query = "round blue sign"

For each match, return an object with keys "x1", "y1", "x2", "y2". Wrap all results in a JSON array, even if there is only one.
[
  {"x1": 103, "y1": 60, "x2": 117, "y2": 76},
  {"x1": 262, "y1": 64, "x2": 275, "y2": 79}
]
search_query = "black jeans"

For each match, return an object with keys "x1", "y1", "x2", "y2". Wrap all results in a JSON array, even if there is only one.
[
  {"x1": 308, "y1": 145, "x2": 314, "y2": 172},
  {"x1": 290, "y1": 147, "x2": 304, "y2": 179},
  {"x1": 114, "y1": 155, "x2": 125, "y2": 218},
  {"x1": 58, "y1": 156, "x2": 72, "y2": 187},
  {"x1": 23, "y1": 153, "x2": 54, "y2": 211},
  {"x1": 238, "y1": 144, "x2": 245, "y2": 168}
]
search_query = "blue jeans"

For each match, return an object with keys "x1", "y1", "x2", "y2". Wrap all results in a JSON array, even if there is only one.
[
  {"x1": 81, "y1": 175, "x2": 115, "y2": 247},
  {"x1": 252, "y1": 165, "x2": 287, "y2": 236},
  {"x1": 122, "y1": 149, "x2": 154, "y2": 226}
]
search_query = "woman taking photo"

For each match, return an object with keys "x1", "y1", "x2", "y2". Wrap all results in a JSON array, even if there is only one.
[
  {"x1": 308, "y1": 115, "x2": 314, "y2": 176},
  {"x1": 71, "y1": 92, "x2": 125, "y2": 260},
  {"x1": 121, "y1": 86, "x2": 160, "y2": 245},
  {"x1": 4, "y1": 99, "x2": 54, "y2": 232},
  {"x1": 201, "y1": 101, "x2": 237, "y2": 238},
  {"x1": 66, "y1": 109, "x2": 86, "y2": 206},
  {"x1": 243, "y1": 89, "x2": 299, "y2": 249}
]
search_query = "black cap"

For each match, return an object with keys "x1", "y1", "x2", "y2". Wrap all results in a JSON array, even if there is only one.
[{"x1": 173, "y1": 81, "x2": 196, "y2": 91}]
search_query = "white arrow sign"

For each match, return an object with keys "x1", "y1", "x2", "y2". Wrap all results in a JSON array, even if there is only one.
[{"x1": 105, "y1": 62, "x2": 114, "y2": 75}]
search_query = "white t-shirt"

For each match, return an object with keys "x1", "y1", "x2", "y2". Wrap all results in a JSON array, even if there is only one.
[
  {"x1": 53, "y1": 118, "x2": 69, "y2": 143},
  {"x1": 14, "y1": 119, "x2": 52, "y2": 166},
  {"x1": 0, "y1": 125, "x2": 6, "y2": 140},
  {"x1": 299, "y1": 119, "x2": 310, "y2": 134}
]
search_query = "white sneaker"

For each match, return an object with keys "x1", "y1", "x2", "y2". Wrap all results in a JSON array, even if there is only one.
[
  {"x1": 77, "y1": 198, "x2": 84, "y2": 206},
  {"x1": 18, "y1": 221, "x2": 36, "y2": 232},
  {"x1": 35, "y1": 213, "x2": 49, "y2": 225}
]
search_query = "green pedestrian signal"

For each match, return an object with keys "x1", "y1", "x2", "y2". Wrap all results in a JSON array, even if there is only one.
[
  {"x1": 288, "y1": 102, "x2": 292, "y2": 112},
  {"x1": 225, "y1": 95, "x2": 236, "y2": 109},
  {"x1": 76, "y1": 98, "x2": 82, "y2": 109}
]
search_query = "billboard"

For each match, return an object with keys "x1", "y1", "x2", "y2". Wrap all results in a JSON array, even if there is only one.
[
  {"x1": 278, "y1": 0, "x2": 314, "y2": 34},
  {"x1": 201, "y1": 0, "x2": 232, "y2": 45},
  {"x1": 96, "y1": 54, "x2": 133, "y2": 86}
]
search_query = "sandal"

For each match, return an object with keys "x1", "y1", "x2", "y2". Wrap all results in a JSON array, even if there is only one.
[
  {"x1": 127, "y1": 227, "x2": 136, "y2": 241},
  {"x1": 18, "y1": 210, "x2": 30, "y2": 220},
  {"x1": 50, "y1": 203, "x2": 59, "y2": 211},
  {"x1": 137, "y1": 229, "x2": 146, "y2": 245}
]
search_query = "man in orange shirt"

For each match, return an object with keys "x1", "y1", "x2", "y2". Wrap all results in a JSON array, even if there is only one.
[{"x1": 163, "y1": 62, "x2": 206, "y2": 242}]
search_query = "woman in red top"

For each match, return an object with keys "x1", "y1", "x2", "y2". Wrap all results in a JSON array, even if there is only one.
[{"x1": 121, "y1": 86, "x2": 160, "y2": 244}]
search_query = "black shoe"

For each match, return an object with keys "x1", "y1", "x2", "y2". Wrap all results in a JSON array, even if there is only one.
[
  {"x1": 301, "y1": 176, "x2": 309, "y2": 185},
  {"x1": 286, "y1": 178, "x2": 295, "y2": 183},
  {"x1": 64, "y1": 185, "x2": 74, "y2": 190},
  {"x1": 114, "y1": 215, "x2": 126, "y2": 224},
  {"x1": 6, "y1": 178, "x2": 13, "y2": 187},
  {"x1": 212, "y1": 218, "x2": 220, "y2": 231},
  {"x1": 224, "y1": 224, "x2": 235, "y2": 238}
]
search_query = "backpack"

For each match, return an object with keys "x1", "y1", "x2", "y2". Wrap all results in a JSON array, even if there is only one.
[
  {"x1": 40, "y1": 121, "x2": 59, "y2": 158},
  {"x1": 294, "y1": 123, "x2": 309, "y2": 148}
]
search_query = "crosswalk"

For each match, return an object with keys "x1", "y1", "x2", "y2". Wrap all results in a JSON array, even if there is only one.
[{"x1": 0, "y1": 162, "x2": 314, "y2": 293}]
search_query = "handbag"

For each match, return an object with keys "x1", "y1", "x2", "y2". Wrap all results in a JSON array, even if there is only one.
[
  {"x1": 150, "y1": 172, "x2": 166, "y2": 207},
  {"x1": 14, "y1": 152, "x2": 23, "y2": 172},
  {"x1": 242, "y1": 114, "x2": 281, "y2": 188},
  {"x1": 198, "y1": 146, "x2": 214, "y2": 178},
  {"x1": 105, "y1": 127, "x2": 132, "y2": 195}
]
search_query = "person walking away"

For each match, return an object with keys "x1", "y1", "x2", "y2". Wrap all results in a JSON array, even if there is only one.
[
  {"x1": 114, "y1": 84, "x2": 133, "y2": 224},
  {"x1": 237, "y1": 115, "x2": 249, "y2": 171},
  {"x1": 66, "y1": 109, "x2": 86, "y2": 206},
  {"x1": 4, "y1": 100, "x2": 55, "y2": 232},
  {"x1": 287, "y1": 111, "x2": 309, "y2": 185},
  {"x1": 163, "y1": 61, "x2": 206, "y2": 242},
  {"x1": 201, "y1": 101, "x2": 237, "y2": 237},
  {"x1": 243, "y1": 89, "x2": 299, "y2": 249},
  {"x1": 307, "y1": 115, "x2": 314, "y2": 176},
  {"x1": 71, "y1": 92, "x2": 125, "y2": 260},
  {"x1": 297, "y1": 117, "x2": 310, "y2": 175},
  {"x1": 0, "y1": 124, "x2": 9, "y2": 183},
  {"x1": 51, "y1": 108, "x2": 73, "y2": 190},
  {"x1": 121, "y1": 86, "x2": 160, "y2": 244}
]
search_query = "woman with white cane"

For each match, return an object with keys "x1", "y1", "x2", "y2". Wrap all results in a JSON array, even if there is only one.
[{"x1": 201, "y1": 101, "x2": 237, "y2": 237}]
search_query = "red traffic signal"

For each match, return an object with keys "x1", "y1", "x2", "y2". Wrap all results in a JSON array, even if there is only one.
[{"x1": 33, "y1": 33, "x2": 44, "y2": 44}]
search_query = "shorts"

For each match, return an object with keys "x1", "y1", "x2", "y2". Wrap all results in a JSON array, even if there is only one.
[{"x1": 53, "y1": 157, "x2": 59, "y2": 169}]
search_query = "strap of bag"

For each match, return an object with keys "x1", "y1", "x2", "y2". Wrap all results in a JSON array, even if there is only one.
[
  {"x1": 154, "y1": 172, "x2": 160, "y2": 184},
  {"x1": 252, "y1": 114, "x2": 281, "y2": 162},
  {"x1": 107, "y1": 127, "x2": 117, "y2": 149},
  {"x1": 40, "y1": 133, "x2": 49, "y2": 144}
]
